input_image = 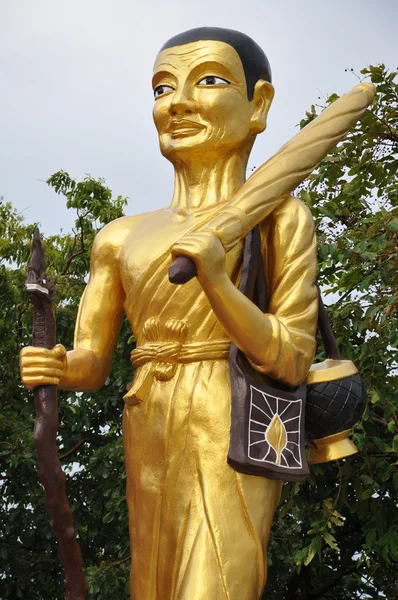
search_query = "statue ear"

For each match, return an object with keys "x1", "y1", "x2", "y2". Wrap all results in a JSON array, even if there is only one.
[{"x1": 250, "y1": 80, "x2": 274, "y2": 134}]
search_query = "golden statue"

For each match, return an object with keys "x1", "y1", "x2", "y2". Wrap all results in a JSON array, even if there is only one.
[{"x1": 21, "y1": 28, "x2": 373, "y2": 599}]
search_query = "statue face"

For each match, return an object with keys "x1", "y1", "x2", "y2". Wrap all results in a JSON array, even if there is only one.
[{"x1": 152, "y1": 40, "x2": 259, "y2": 162}]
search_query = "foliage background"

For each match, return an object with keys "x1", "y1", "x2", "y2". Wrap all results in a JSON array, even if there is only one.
[{"x1": 0, "y1": 65, "x2": 396, "y2": 599}]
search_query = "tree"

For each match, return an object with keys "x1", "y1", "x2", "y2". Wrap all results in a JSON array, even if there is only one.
[
  {"x1": 265, "y1": 65, "x2": 398, "y2": 599},
  {"x1": 0, "y1": 65, "x2": 396, "y2": 599},
  {"x1": 0, "y1": 178, "x2": 131, "y2": 599}
]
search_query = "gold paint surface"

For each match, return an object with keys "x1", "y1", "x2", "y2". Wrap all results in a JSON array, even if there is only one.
[
  {"x1": 20, "y1": 39, "x2": 324, "y2": 598},
  {"x1": 308, "y1": 429, "x2": 359, "y2": 463},
  {"x1": 266, "y1": 415, "x2": 287, "y2": 465},
  {"x1": 308, "y1": 359, "x2": 358, "y2": 384}
]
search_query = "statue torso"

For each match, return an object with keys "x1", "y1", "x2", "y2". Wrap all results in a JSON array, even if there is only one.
[{"x1": 118, "y1": 207, "x2": 244, "y2": 346}]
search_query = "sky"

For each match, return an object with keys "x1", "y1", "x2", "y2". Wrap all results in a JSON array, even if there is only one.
[{"x1": 0, "y1": 0, "x2": 397, "y2": 236}]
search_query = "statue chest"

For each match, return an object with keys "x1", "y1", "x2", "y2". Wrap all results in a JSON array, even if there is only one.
[
  {"x1": 119, "y1": 211, "x2": 197, "y2": 291},
  {"x1": 117, "y1": 209, "x2": 244, "y2": 330}
]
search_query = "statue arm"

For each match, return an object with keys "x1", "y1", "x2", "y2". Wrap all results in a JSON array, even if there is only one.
[
  {"x1": 173, "y1": 197, "x2": 317, "y2": 387},
  {"x1": 246, "y1": 197, "x2": 318, "y2": 385},
  {"x1": 60, "y1": 225, "x2": 126, "y2": 392}
]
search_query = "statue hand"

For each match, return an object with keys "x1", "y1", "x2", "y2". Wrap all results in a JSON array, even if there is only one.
[
  {"x1": 171, "y1": 230, "x2": 226, "y2": 286},
  {"x1": 20, "y1": 344, "x2": 67, "y2": 389}
]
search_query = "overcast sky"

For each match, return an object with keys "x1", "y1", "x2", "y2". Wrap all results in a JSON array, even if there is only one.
[{"x1": 1, "y1": 0, "x2": 397, "y2": 236}]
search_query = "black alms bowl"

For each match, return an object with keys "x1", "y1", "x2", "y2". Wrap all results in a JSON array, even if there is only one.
[{"x1": 305, "y1": 372, "x2": 366, "y2": 441}]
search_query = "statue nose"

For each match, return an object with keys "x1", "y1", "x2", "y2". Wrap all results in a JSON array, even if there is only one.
[{"x1": 169, "y1": 88, "x2": 198, "y2": 116}]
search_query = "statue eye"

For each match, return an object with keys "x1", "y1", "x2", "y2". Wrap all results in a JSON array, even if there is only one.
[
  {"x1": 154, "y1": 85, "x2": 174, "y2": 98},
  {"x1": 197, "y1": 76, "x2": 230, "y2": 86}
]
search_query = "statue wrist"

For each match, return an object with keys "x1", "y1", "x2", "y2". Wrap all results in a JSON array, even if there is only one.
[
  {"x1": 198, "y1": 269, "x2": 231, "y2": 295},
  {"x1": 207, "y1": 208, "x2": 250, "y2": 251}
]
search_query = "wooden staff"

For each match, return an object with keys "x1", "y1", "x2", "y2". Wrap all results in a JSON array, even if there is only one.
[
  {"x1": 169, "y1": 83, "x2": 375, "y2": 284},
  {"x1": 26, "y1": 228, "x2": 87, "y2": 600}
]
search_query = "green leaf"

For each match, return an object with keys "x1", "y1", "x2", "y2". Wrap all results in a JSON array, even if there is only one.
[
  {"x1": 360, "y1": 251, "x2": 378, "y2": 261},
  {"x1": 103, "y1": 511, "x2": 115, "y2": 524},
  {"x1": 323, "y1": 532, "x2": 340, "y2": 552},
  {"x1": 387, "y1": 218, "x2": 398, "y2": 231},
  {"x1": 304, "y1": 545, "x2": 317, "y2": 566}
]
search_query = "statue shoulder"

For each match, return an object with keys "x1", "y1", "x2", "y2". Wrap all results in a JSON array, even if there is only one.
[
  {"x1": 275, "y1": 194, "x2": 313, "y2": 221},
  {"x1": 267, "y1": 194, "x2": 315, "y2": 234},
  {"x1": 91, "y1": 212, "x2": 152, "y2": 263}
]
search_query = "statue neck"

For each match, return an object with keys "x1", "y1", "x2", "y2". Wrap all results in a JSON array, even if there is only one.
[{"x1": 170, "y1": 148, "x2": 251, "y2": 215}]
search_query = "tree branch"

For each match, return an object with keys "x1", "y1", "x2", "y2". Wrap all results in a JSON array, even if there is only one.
[
  {"x1": 306, "y1": 564, "x2": 359, "y2": 599},
  {"x1": 59, "y1": 438, "x2": 90, "y2": 460},
  {"x1": 59, "y1": 435, "x2": 109, "y2": 460},
  {"x1": 98, "y1": 555, "x2": 131, "y2": 571},
  {"x1": 56, "y1": 216, "x2": 87, "y2": 279}
]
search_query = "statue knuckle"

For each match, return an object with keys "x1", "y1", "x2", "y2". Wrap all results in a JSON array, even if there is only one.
[{"x1": 54, "y1": 344, "x2": 66, "y2": 358}]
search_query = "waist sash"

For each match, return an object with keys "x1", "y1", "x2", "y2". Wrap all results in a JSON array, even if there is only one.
[{"x1": 124, "y1": 317, "x2": 230, "y2": 405}]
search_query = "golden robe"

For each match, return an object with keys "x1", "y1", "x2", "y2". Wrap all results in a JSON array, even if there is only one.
[{"x1": 121, "y1": 195, "x2": 318, "y2": 599}]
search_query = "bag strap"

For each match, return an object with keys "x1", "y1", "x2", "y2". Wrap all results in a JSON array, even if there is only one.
[
  {"x1": 317, "y1": 291, "x2": 341, "y2": 359},
  {"x1": 243, "y1": 226, "x2": 341, "y2": 361}
]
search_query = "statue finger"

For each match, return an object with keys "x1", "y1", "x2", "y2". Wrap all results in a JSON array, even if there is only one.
[
  {"x1": 20, "y1": 346, "x2": 53, "y2": 357},
  {"x1": 173, "y1": 240, "x2": 199, "y2": 251},
  {"x1": 53, "y1": 344, "x2": 67, "y2": 359},
  {"x1": 22, "y1": 375, "x2": 60, "y2": 389},
  {"x1": 22, "y1": 367, "x2": 64, "y2": 379},
  {"x1": 171, "y1": 242, "x2": 200, "y2": 260},
  {"x1": 20, "y1": 356, "x2": 64, "y2": 369}
]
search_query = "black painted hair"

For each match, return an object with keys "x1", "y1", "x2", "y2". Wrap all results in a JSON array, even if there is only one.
[{"x1": 159, "y1": 27, "x2": 271, "y2": 101}]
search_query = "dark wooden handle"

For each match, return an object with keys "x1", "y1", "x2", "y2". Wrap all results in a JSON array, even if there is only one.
[
  {"x1": 168, "y1": 256, "x2": 197, "y2": 284},
  {"x1": 27, "y1": 228, "x2": 87, "y2": 599},
  {"x1": 33, "y1": 385, "x2": 87, "y2": 600}
]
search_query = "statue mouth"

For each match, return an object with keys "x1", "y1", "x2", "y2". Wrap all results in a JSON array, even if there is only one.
[{"x1": 167, "y1": 119, "x2": 205, "y2": 138}]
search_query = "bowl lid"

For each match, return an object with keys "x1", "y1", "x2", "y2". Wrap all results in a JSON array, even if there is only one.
[{"x1": 307, "y1": 359, "x2": 358, "y2": 385}]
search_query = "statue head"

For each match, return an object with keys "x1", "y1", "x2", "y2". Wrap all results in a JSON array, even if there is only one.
[{"x1": 152, "y1": 27, "x2": 275, "y2": 164}]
